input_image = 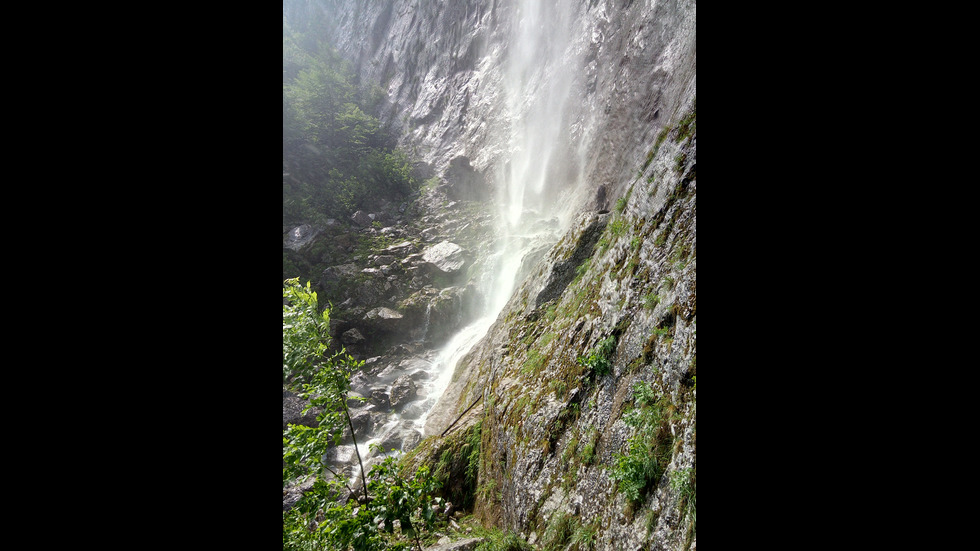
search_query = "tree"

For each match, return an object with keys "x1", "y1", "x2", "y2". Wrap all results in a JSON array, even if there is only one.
[
  {"x1": 283, "y1": 19, "x2": 419, "y2": 226},
  {"x1": 283, "y1": 278, "x2": 445, "y2": 550},
  {"x1": 282, "y1": 278, "x2": 368, "y2": 499}
]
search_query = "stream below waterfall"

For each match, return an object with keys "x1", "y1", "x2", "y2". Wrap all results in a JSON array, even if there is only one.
[{"x1": 327, "y1": 221, "x2": 564, "y2": 482}]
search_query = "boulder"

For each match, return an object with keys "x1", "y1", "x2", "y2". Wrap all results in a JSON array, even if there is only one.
[
  {"x1": 321, "y1": 263, "x2": 359, "y2": 283},
  {"x1": 389, "y1": 375, "x2": 418, "y2": 409},
  {"x1": 363, "y1": 307, "x2": 404, "y2": 332},
  {"x1": 369, "y1": 388, "x2": 391, "y2": 412},
  {"x1": 422, "y1": 241, "x2": 466, "y2": 273},
  {"x1": 283, "y1": 224, "x2": 321, "y2": 251},
  {"x1": 375, "y1": 420, "x2": 423, "y2": 453},
  {"x1": 351, "y1": 210, "x2": 372, "y2": 226},
  {"x1": 372, "y1": 255, "x2": 397, "y2": 267},
  {"x1": 343, "y1": 409, "x2": 386, "y2": 443},
  {"x1": 342, "y1": 328, "x2": 366, "y2": 345}
]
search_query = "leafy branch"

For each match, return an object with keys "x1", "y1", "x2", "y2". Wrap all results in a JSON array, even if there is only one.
[{"x1": 283, "y1": 278, "x2": 368, "y2": 499}]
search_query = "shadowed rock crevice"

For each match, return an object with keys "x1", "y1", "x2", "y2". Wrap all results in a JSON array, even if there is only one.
[{"x1": 534, "y1": 214, "x2": 609, "y2": 308}]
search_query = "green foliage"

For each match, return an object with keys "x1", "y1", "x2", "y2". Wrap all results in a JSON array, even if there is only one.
[
  {"x1": 282, "y1": 348, "x2": 365, "y2": 485},
  {"x1": 477, "y1": 478, "x2": 497, "y2": 502},
  {"x1": 643, "y1": 292, "x2": 660, "y2": 310},
  {"x1": 577, "y1": 335, "x2": 617, "y2": 377},
  {"x1": 465, "y1": 421, "x2": 482, "y2": 486},
  {"x1": 573, "y1": 258, "x2": 591, "y2": 285},
  {"x1": 283, "y1": 21, "x2": 418, "y2": 225},
  {"x1": 675, "y1": 98, "x2": 696, "y2": 142},
  {"x1": 541, "y1": 512, "x2": 575, "y2": 551},
  {"x1": 608, "y1": 218, "x2": 626, "y2": 238},
  {"x1": 580, "y1": 428, "x2": 600, "y2": 466},
  {"x1": 615, "y1": 196, "x2": 628, "y2": 214},
  {"x1": 283, "y1": 278, "x2": 369, "y2": 492},
  {"x1": 285, "y1": 278, "x2": 448, "y2": 550},
  {"x1": 283, "y1": 278, "x2": 330, "y2": 384},
  {"x1": 571, "y1": 522, "x2": 599, "y2": 551},
  {"x1": 522, "y1": 348, "x2": 546, "y2": 377},
  {"x1": 610, "y1": 381, "x2": 674, "y2": 505},
  {"x1": 284, "y1": 451, "x2": 445, "y2": 551},
  {"x1": 473, "y1": 529, "x2": 534, "y2": 551},
  {"x1": 671, "y1": 466, "x2": 697, "y2": 533}
]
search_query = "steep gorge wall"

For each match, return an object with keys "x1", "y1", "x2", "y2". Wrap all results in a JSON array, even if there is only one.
[
  {"x1": 421, "y1": 108, "x2": 695, "y2": 550},
  {"x1": 307, "y1": 0, "x2": 695, "y2": 211},
  {"x1": 293, "y1": 1, "x2": 697, "y2": 548}
]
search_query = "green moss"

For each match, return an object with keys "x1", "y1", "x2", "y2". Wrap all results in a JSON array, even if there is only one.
[
  {"x1": 577, "y1": 335, "x2": 617, "y2": 377},
  {"x1": 541, "y1": 512, "x2": 575, "y2": 551},
  {"x1": 675, "y1": 98, "x2": 696, "y2": 143},
  {"x1": 580, "y1": 428, "x2": 600, "y2": 466},
  {"x1": 611, "y1": 381, "x2": 675, "y2": 506},
  {"x1": 521, "y1": 348, "x2": 546, "y2": 377},
  {"x1": 407, "y1": 420, "x2": 484, "y2": 512}
]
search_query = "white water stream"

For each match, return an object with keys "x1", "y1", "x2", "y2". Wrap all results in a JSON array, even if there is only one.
[
  {"x1": 410, "y1": 0, "x2": 588, "y2": 434},
  {"x1": 344, "y1": 0, "x2": 590, "y2": 473}
]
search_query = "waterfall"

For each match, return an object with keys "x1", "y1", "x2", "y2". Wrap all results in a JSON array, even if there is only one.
[{"x1": 416, "y1": 0, "x2": 587, "y2": 436}]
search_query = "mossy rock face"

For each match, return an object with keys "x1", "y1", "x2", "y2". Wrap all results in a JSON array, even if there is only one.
[
  {"x1": 534, "y1": 214, "x2": 609, "y2": 308},
  {"x1": 402, "y1": 420, "x2": 482, "y2": 512}
]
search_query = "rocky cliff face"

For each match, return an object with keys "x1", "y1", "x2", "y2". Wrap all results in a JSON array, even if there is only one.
[
  {"x1": 286, "y1": 0, "x2": 696, "y2": 548},
  {"x1": 422, "y1": 119, "x2": 695, "y2": 550},
  {"x1": 308, "y1": 0, "x2": 695, "y2": 213}
]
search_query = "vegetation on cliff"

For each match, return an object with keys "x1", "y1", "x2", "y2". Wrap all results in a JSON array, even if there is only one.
[
  {"x1": 283, "y1": 17, "x2": 418, "y2": 226},
  {"x1": 283, "y1": 279, "x2": 449, "y2": 550}
]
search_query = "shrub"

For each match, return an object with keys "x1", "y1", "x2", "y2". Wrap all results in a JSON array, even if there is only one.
[
  {"x1": 577, "y1": 335, "x2": 617, "y2": 377},
  {"x1": 610, "y1": 381, "x2": 674, "y2": 505},
  {"x1": 285, "y1": 451, "x2": 444, "y2": 551}
]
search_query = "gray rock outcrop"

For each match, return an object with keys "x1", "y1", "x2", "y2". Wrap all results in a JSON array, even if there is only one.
[
  {"x1": 422, "y1": 241, "x2": 466, "y2": 274},
  {"x1": 389, "y1": 374, "x2": 417, "y2": 409}
]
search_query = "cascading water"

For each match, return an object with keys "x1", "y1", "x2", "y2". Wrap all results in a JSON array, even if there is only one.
[
  {"x1": 330, "y1": 0, "x2": 592, "y2": 480},
  {"x1": 414, "y1": 0, "x2": 588, "y2": 435}
]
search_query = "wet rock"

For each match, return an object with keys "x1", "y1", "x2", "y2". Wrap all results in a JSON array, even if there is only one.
[
  {"x1": 389, "y1": 375, "x2": 418, "y2": 409},
  {"x1": 444, "y1": 156, "x2": 490, "y2": 201},
  {"x1": 283, "y1": 389, "x2": 319, "y2": 430},
  {"x1": 369, "y1": 388, "x2": 391, "y2": 412},
  {"x1": 342, "y1": 328, "x2": 366, "y2": 345},
  {"x1": 376, "y1": 420, "x2": 422, "y2": 453},
  {"x1": 347, "y1": 390, "x2": 369, "y2": 409},
  {"x1": 351, "y1": 210, "x2": 372, "y2": 226},
  {"x1": 344, "y1": 409, "x2": 386, "y2": 443},
  {"x1": 592, "y1": 184, "x2": 609, "y2": 213},
  {"x1": 384, "y1": 241, "x2": 417, "y2": 256},
  {"x1": 283, "y1": 224, "x2": 321, "y2": 251},
  {"x1": 534, "y1": 213, "x2": 609, "y2": 309},
  {"x1": 423, "y1": 240, "x2": 466, "y2": 273},
  {"x1": 363, "y1": 307, "x2": 405, "y2": 334},
  {"x1": 399, "y1": 401, "x2": 427, "y2": 420}
]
